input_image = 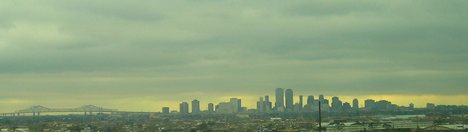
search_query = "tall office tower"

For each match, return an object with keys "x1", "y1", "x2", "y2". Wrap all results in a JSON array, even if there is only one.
[
  {"x1": 275, "y1": 88, "x2": 285, "y2": 112},
  {"x1": 307, "y1": 95, "x2": 315, "y2": 106},
  {"x1": 322, "y1": 99, "x2": 330, "y2": 111},
  {"x1": 257, "y1": 97, "x2": 265, "y2": 112},
  {"x1": 319, "y1": 94, "x2": 325, "y2": 101},
  {"x1": 342, "y1": 102, "x2": 352, "y2": 112},
  {"x1": 364, "y1": 99, "x2": 375, "y2": 111},
  {"x1": 352, "y1": 98, "x2": 359, "y2": 111},
  {"x1": 230, "y1": 98, "x2": 241, "y2": 113},
  {"x1": 237, "y1": 99, "x2": 242, "y2": 112},
  {"x1": 179, "y1": 102, "x2": 189, "y2": 114},
  {"x1": 374, "y1": 100, "x2": 394, "y2": 111},
  {"x1": 162, "y1": 107, "x2": 170, "y2": 114},
  {"x1": 331, "y1": 96, "x2": 343, "y2": 112},
  {"x1": 191, "y1": 99, "x2": 200, "y2": 113},
  {"x1": 319, "y1": 94, "x2": 326, "y2": 109},
  {"x1": 265, "y1": 95, "x2": 272, "y2": 112},
  {"x1": 304, "y1": 95, "x2": 315, "y2": 111},
  {"x1": 208, "y1": 103, "x2": 214, "y2": 112},
  {"x1": 298, "y1": 95, "x2": 303, "y2": 110},
  {"x1": 285, "y1": 89, "x2": 294, "y2": 112}
]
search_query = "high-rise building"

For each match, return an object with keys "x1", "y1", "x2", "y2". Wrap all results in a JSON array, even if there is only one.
[
  {"x1": 285, "y1": 89, "x2": 294, "y2": 112},
  {"x1": 208, "y1": 103, "x2": 214, "y2": 112},
  {"x1": 319, "y1": 94, "x2": 325, "y2": 101},
  {"x1": 375, "y1": 100, "x2": 395, "y2": 111},
  {"x1": 275, "y1": 88, "x2": 285, "y2": 112},
  {"x1": 307, "y1": 95, "x2": 315, "y2": 106},
  {"x1": 179, "y1": 102, "x2": 189, "y2": 114},
  {"x1": 319, "y1": 94, "x2": 329, "y2": 111},
  {"x1": 230, "y1": 98, "x2": 241, "y2": 113},
  {"x1": 364, "y1": 99, "x2": 375, "y2": 111},
  {"x1": 304, "y1": 95, "x2": 315, "y2": 112},
  {"x1": 322, "y1": 99, "x2": 330, "y2": 111},
  {"x1": 265, "y1": 95, "x2": 272, "y2": 112},
  {"x1": 298, "y1": 95, "x2": 303, "y2": 111},
  {"x1": 342, "y1": 102, "x2": 351, "y2": 112},
  {"x1": 191, "y1": 99, "x2": 200, "y2": 113},
  {"x1": 331, "y1": 96, "x2": 343, "y2": 112},
  {"x1": 237, "y1": 99, "x2": 242, "y2": 112},
  {"x1": 257, "y1": 97, "x2": 265, "y2": 112},
  {"x1": 352, "y1": 98, "x2": 359, "y2": 111},
  {"x1": 162, "y1": 107, "x2": 170, "y2": 114}
]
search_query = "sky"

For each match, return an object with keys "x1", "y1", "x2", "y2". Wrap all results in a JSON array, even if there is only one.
[{"x1": 0, "y1": 0, "x2": 468, "y2": 113}]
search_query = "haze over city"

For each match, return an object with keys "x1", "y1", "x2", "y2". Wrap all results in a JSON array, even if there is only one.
[{"x1": 1, "y1": 0, "x2": 468, "y2": 113}]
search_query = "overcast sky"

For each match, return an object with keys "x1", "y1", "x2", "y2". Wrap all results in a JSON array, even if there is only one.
[{"x1": 1, "y1": 0, "x2": 467, "y2": 112}]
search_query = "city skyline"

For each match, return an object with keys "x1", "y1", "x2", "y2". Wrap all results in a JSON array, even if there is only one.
[
  {"x1": 165, "y1": 94, "x2": 465, "y2": 112},
  {"x1": 1, "y1": 0, "x2": 468, "y2": 113},
  {"x1": 163, "y1": 88, "x2": 465, "y2": 113},
  {"x1": 3, "y1": 88, "x2": 465, "y2": 114}
]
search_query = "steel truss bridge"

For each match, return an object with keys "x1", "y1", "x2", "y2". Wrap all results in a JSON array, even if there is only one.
[{"x1": 1, "y1": 105, "x2": 118, "y2": 116}]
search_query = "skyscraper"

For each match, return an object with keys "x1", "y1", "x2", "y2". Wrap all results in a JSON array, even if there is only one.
[
  {"x1": 191, "y1": 99, "x2": 200, "y2": 113},
  {"x1": 307, "y1": 95, "x2": 315, "y2": 106},
  {"x1": 230, "y1": 98, "x2": 241, "y2": 113},
  {"x1": 352, "y1": 98, "x2": 359, "y2": 111},
  {"x1": 237, "y1": 99, "x2": 242, "y2": 112},
  {"x1": 319, "y1": 94, "x2": 328, "y2": 111},
  {"x1": 375, "y1": 100, "x2": 395, "y2": 111},
  {"x1": 322, "y1": 99, "x2": 330, "y2": 111},
  {"x1": 162, "y1": 107, "x2": 170, "y2": 114},
  {"x1": 265, "y1": 95, "x2": 272, "y2": 112},
  {"x1": 342, "y1": 102, "x2": 351, "y2": 112},
  {"x1": 275, "y1": 88, "x2": 285, "y2": 112},
  {"x1": 298, "y1": 95, "x2": 303, "y2": 111},
  {"x1": 331, "y1": 96, "x2": 343, "y2": 112},
  {"x1": 319, "y1": 94, "x2": 325, "y2": 101},
  {"x1": 208, "y1": 103, "x2": 214, "y2": 112},
  {"x1": 179, "y1": 102, "x2": 189, "y2": 114},
  {"x1": 365, "y1": 99, "x2": 375, "y2": 111},
  {"x1": 285, "y1": 89, "x2": 294, "y2": 112},
  {"x1": 304, "y1": 95, "x2": 315, "y2": 112},
  {"x1": 257, "y1": 97, "x2": 265, "y2": 112}
]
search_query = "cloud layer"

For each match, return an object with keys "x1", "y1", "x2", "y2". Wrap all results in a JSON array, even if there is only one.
[{"x1": 1, "y1": 0, "x2": 468, "y2": 112}]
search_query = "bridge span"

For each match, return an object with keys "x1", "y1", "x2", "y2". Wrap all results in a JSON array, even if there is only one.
[{"x1": 1, "y1": 105, "x2": 118, "y2": 116}]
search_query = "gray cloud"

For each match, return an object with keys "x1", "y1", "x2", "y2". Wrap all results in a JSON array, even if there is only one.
[{"x1": 1, "y1": 0, "x2": 468, "y2": 112}]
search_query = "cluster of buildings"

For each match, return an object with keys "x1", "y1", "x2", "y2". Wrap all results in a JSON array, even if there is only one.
[
  {"x1": 162, "y1": 88, "x2": 438, "y2": 114},
  {"x1": 256, "y1": 88, "x2": 359, "y2": 113},
  {"x1": 166, "y1": 98, "x2": 243, "y2": 114}
]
